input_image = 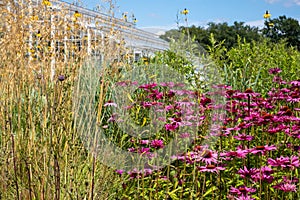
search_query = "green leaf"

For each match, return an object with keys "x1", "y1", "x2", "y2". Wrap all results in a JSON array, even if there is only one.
[
  {"x1": 203, "y1": 186, "x2": 218, "y2": 197},
  {"x1": 127, "y1": 93, "x2": 134, "y2": 103},
  {"x1": 167, "y1": 187, "x2": 182, "y2": 199}
]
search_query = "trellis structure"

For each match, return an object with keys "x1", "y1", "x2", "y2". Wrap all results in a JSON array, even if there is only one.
[
  {"x1": 0, "y1": 0, "x2": 169, "y2": 80},
  {"x1": 32, "y1": 0, "x2": 169, "y2": 62}
]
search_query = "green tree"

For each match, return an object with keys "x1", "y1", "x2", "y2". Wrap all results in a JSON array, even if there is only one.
[
  {"x1": 160, "y1": 21, "x2": 262, "y2": 50},
  {"x1": 262, "y1": 15, "x2": 300, "y2": 50},
  {"x1": 159, "y1": 29, "x2": 184, "y2": 42}
]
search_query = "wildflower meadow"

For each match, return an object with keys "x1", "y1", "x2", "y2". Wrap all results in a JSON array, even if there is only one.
[{"x1": 0, "y1": 0, "x2": 300, "y2": 199}]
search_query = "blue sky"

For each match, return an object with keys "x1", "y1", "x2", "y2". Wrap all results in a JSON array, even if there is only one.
[{"x1": 80, "y1": 0, "x2": 300, "y2": 31}]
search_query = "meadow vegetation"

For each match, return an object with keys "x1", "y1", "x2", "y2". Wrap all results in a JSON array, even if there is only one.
[{"x1": 0, "y1": 0, "x2": 300, "y2": 199}]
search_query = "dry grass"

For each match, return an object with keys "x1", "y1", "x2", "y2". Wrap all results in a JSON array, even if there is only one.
[{"x1": 0, "y1": 0, "x2": 130, "y2": 199}]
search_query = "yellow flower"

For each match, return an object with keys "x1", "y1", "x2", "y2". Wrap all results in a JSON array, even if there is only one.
[
  {"x1": 142, "y1": 57, "x2": 149, "y2": 65},
  {"x1": 181, "y1": 8, "x2": 189, "y2": 15},
  {"x1": 263, "y1": 10, "x2": 271, "y2": 19},
  {"x1": 73, "y1": 11, "x2": 82, "y2": 18},
  {"x1": 42, "y1": 0, "x2": 52, "y2": 7},
  {"x1": 123, "y1": 14, "x2": 127, "y2": 21},
  {"x1": 31, "y1": 15, "x2": 39, "y2": 21}
]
